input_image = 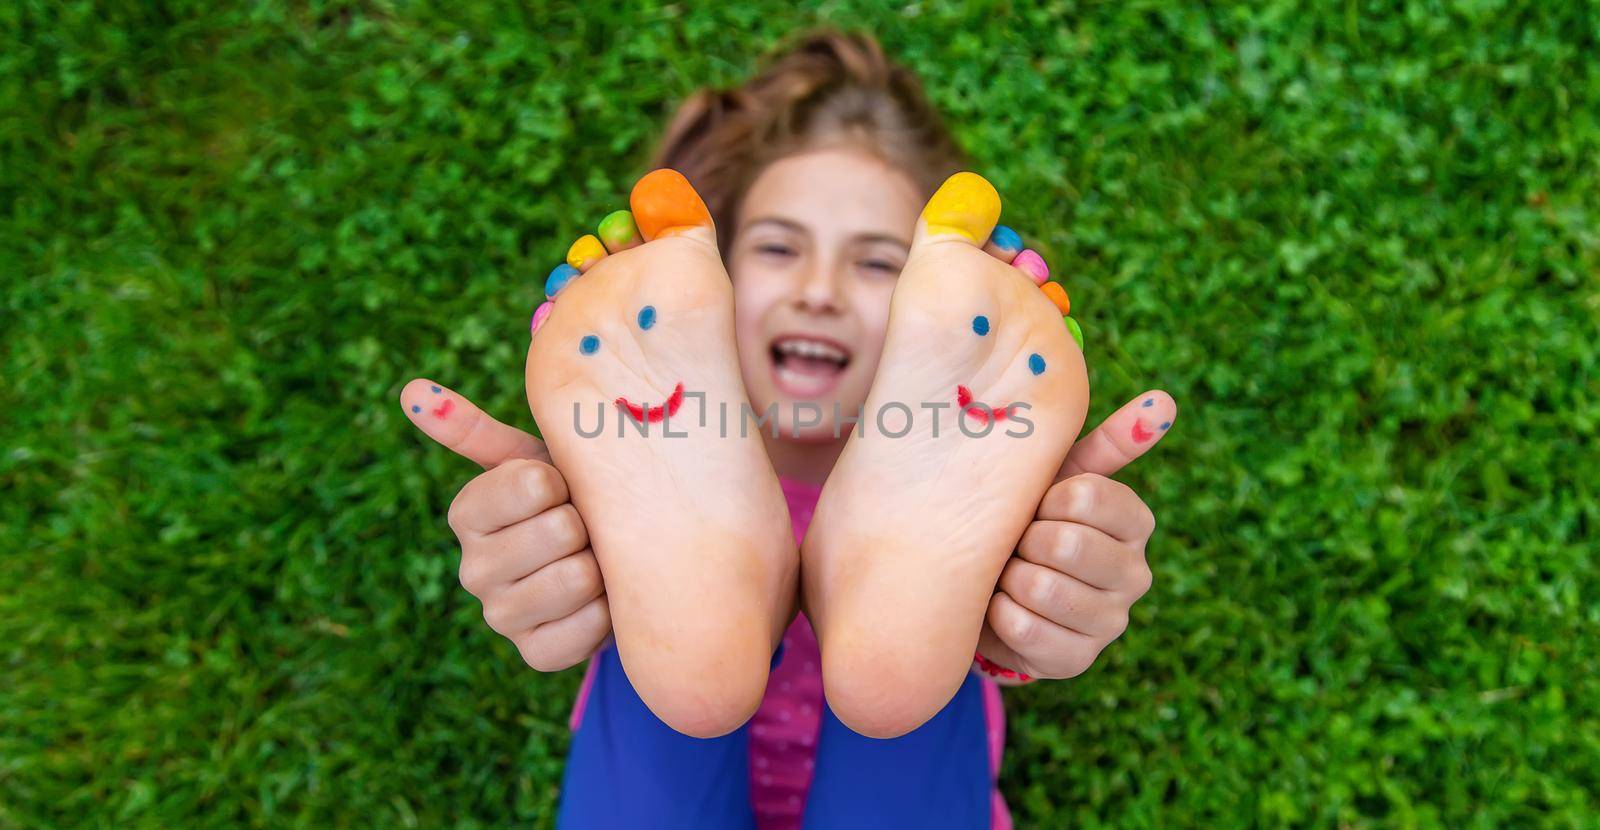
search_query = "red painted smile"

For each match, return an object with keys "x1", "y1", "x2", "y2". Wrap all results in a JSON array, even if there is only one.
[
  {"x1": 956, "y1": 385, "x2": 1013, "y2": 425},
  {"x1": 615, "y1": 382, "x2": 686, "y2": 423},
  {"x1": 1131, "y1": 420, "x2": 1155, "y2": 443}
]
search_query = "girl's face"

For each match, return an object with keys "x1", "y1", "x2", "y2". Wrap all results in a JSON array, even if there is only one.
[{"x1": 729, "y1": 148, "x2": 923, "y2": 444}]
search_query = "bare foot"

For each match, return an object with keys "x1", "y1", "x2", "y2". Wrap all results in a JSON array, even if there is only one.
[
  {"x1": 525, "y1": 170, "x2": 796, "y2": 737},
  {"x1": 803, "y1": 173, "x2": 1090, "y2": 737}
]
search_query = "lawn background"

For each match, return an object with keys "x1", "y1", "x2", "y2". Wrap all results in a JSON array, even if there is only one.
[{"x1": 3, "y1": 1, "x2": 1597, "y2": 827}]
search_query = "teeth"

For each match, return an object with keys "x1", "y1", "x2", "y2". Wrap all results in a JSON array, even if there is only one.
[{"x1": 776, "y1": 338, "x2": 847, "y2": 364}]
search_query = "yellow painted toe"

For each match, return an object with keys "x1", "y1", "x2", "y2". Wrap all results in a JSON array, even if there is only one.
[{"x1": 921, "y1": 172, "x2": 1002, "y2": 243}]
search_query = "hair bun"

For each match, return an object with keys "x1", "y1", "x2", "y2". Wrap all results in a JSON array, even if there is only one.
[{"x1": 651, "y1": 30, "x2": 966, "y2": 243}]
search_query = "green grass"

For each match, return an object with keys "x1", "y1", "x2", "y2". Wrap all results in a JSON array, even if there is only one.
[{"x1": 3, "y1": 1, "x2": 1597, "y2": 827}]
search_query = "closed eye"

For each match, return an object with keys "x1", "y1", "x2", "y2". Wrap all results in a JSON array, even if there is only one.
[
  {"x1": 859, "y1": 258, "x2": 901, "y2": 275},
  {"x1": 757, "y1": 243, "x2": 796, "y2": 258}
]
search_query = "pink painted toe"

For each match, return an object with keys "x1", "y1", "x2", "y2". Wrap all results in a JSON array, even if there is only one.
[
  {"x1": 530, "y1": 301, "x2": 554, "y2": 335},
  {"x1": 1013, "y1": 249, "x2": 1049, "y2": 285}
]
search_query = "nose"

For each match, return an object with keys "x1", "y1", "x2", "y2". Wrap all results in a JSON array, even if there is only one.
[{"x1": 794, "y1": 257, "x2": 844, "y2": 314}]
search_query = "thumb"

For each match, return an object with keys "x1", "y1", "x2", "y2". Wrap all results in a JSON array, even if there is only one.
[
  {"x1": 399, "y1": 378, "x2": 548, "y2": 468},
  {"x1": 1057, "y1": 390, "x2": 1177, "y2": 480}
]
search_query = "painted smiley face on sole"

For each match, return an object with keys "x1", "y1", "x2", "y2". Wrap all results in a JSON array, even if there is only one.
[
  {"x1": 957, "y1": 317, "x2": 1052, "y2": 423},
  {"x1": 524, "y1": 170, "x2": 798, "y2": 739},
  {"x1": 564, "y1": 306, "x2": 686, "y2": 423},
  {"x1": 802, "y1": 172, "x2": 1091, "y2": 739},
  {"x1": 616, "y1": 381, "x2": 686, "y2": 423}
]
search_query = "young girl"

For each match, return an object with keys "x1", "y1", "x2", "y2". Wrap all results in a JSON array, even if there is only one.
[{"x1": 402, "y1": 32, "x2": 1174, "y2": 829}]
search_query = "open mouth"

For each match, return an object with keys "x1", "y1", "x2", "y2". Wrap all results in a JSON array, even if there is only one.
[
  {"x1": 615, "y1": 382, "x2": 686, "y2": 423},
  {"x1": 956, "y1": 385, "x2": 1014, "y2": 425},
  {"x1": 770, "y1": 334, "x2": 852, "y2": 398}
]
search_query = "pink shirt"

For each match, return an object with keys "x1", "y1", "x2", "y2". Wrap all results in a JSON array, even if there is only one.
[{"x1": 572, "y1": 477, "x2": 1012, "y2": 828}]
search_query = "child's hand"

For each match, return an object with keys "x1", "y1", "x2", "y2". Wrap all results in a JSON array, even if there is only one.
[
  {"x1": 975, "y1": 390, "x2": 1178, "y2": 683},
  {"x1": 400, "y1": 379, "x2": 610, "y2": 671}
]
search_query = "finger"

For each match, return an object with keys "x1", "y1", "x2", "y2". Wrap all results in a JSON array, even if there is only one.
[
  {"x1": 1017, "y1": 520, "x2": 1151, "y2": 593},
  {"x1": 1058, "y1": 390, "x2": 1177, "y2": 479},
  {"x1": 983, "y1": 593, "x2": 1103, "y2": 680},
  {"x1": 481, "y1": 549, "x2": 603, "y2": 633},
  {"x1": 974, "y1": 622, "x2": 1031, "y2": 679},
  {"x1": 447, "y1": 458, "x2": 570, "y2": 537},
  {"x1": 456, "y1": 502, "x2": 588, "y2": 592},
  {"x1": 511, "y1": 595, "x2": 612, "y2": 672},
  {"x1": 998, "y1": 559, "x2": 1129, "y2": 639},
  {"x1": 400, "y1": 378, "x2": 548, "y2": 467},
  {"x1": 1035, "y1": 474, "x2": 1157, "y2": 544}
]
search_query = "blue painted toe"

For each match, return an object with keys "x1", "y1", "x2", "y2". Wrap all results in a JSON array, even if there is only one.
[
  {"x1": 991, "y1": 225, "x2": 1022, "y2": 253},
  {"x1": 545, "y1": 263, "x2": 581, "y2": 298}
]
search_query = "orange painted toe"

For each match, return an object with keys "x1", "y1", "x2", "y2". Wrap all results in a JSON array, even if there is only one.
[
  {"x1": 630, "y1": 169, "x2": 713, "y2": 239},
  {"x1": 1041, "y1": 281, "x2": 1071, "y2": 315}
]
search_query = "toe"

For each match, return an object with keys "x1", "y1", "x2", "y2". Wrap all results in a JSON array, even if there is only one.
[
  {"x1": 630, "y1": 169, "x2": 715, "y2": 243},
  {"x1": 983, "y1": 225, "x2": 1024, "y2": 263},
  {"x1": 1013, "y1": 249, "x2": 1050, "y2": 285},
  {"x1": 598, "y1": 209, "x2": 641, "y2": 252},
  {"x1": 530, "y1": 300, "x2": 555, "y2": 336},
  {"x1": 566, "y1": 234, "x2": 607, "y2": 272},
  {"x1": 915, "y1": 172, "x2": 1001, "y2": 246},
  {"x1": 1040, "y1": 281, "x2": 1071, "y2": 315},
  {"x1": 1064, "y1": 316, "x2": 1084, "y2": 350},
  {"x1": 544, "y1": 263, "x2": 580, "y2": 299}
]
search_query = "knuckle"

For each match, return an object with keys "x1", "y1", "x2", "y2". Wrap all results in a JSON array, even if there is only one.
[
  {"x1": 1107, "y1": 610, "x2": 1131, "y2": 639},
  {"x1": 1139, "y1": 502, "x2": 1158, "y2": 537},
  {"x1": 1131, "y1": 562, "x2": 1155, "y2": 596},
  {"x1": 1051, "y1": 523, "x2": 1085, "y2": 568},
  {"x1": 543, "y1": 504, "x2": 588, "y2": 552},
  {"x1": 481, "y1": 601, "x2": 514, "y2": 635},
  {"x1": 457, "y1": 556, "x2": 492, "y2": 596},
  {"x1": 1029, "y1": 568, "x2": 1062, "y2": 610},
  {"x1": 446, "y1": 488, "x2": 472, "y2": 534},
  {"x1": 520, "y1": 461, "x2": 564, "y2": 509},
  {"x1": 1003, "y1": 611, "x2": 1040, "y2": 648},
  {"x1": 1066, "y1": 474, "x2": 1103, "y2": 516},
  {"x1": 549, "y1": 554, "x2": 601, "y2": 600}
]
